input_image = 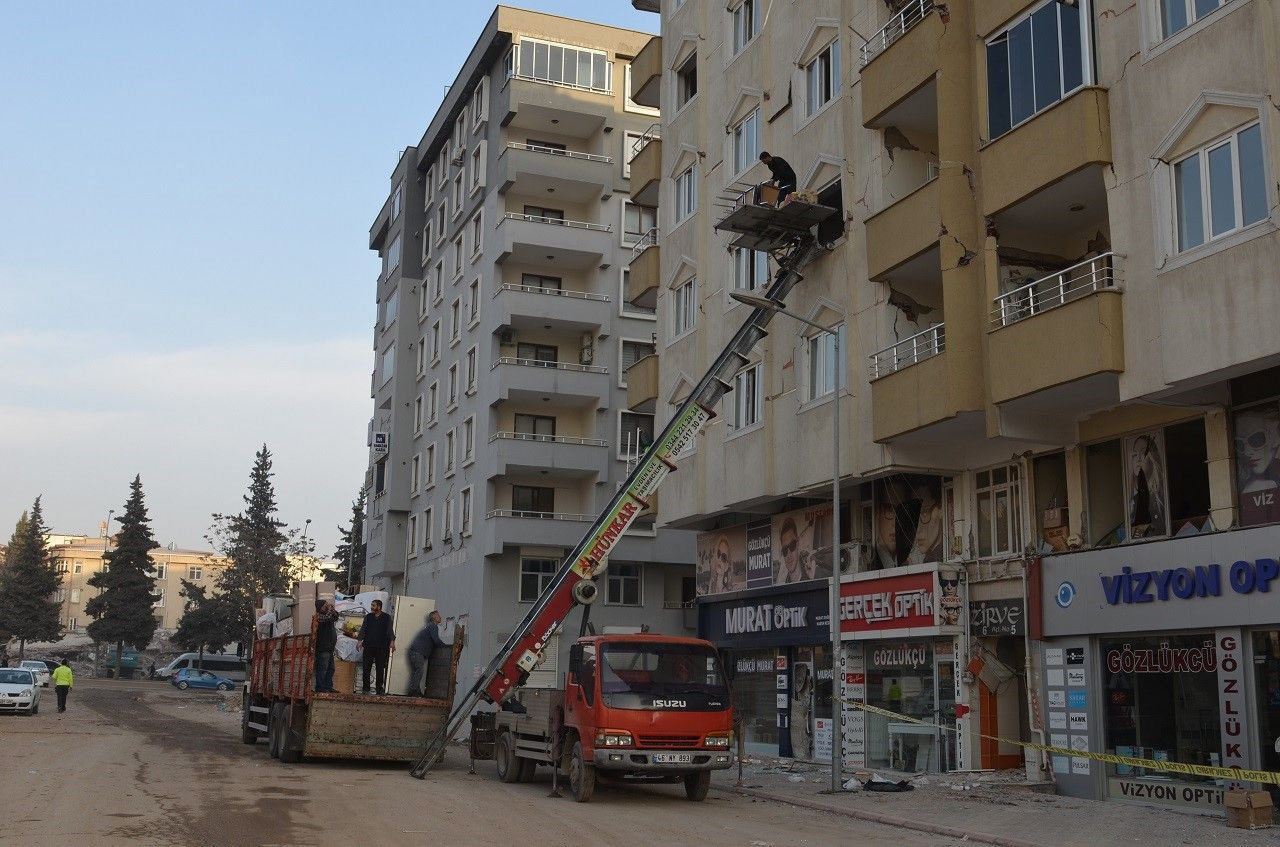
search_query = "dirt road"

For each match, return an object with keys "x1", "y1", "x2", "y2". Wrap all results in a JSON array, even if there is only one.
[{"x1": 0, "y1": 678, "x2": 970, "y2": 846}]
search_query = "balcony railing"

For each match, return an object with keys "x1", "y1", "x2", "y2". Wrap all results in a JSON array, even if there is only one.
[
  {"x1": 991, "y1": 252, "x2": 1123, "y2": 329},
  {"x1": 869, "y1": 323, "x2": 945, "y2": 380},
  {"x1": 630, "y1": 227, "x2": 659, "y2": 262},
  {"x1": 490, "y1": 431, "x2": 609, "y2": 447},
  {"x1": 501, "y1": 212, "x2": 612, "y2": 233},
  {"x1": 494, "y1": 282, "x2": 610, "y2": 302},
  {"x1": 860, "y1": 0, "x2": 934, "y2": 66},
  {"x1": 506, "y1": 141, "x2": 613, "y2": 164},
  {"x1": 491, "y1": 356, "x2": 609, "y2": 375},
  {"x1": 628, "y1": 123, "x2": 662, "y2": 160},
  {"x1": 486, "y1": 508, "x2": 594, "y2": 521}
]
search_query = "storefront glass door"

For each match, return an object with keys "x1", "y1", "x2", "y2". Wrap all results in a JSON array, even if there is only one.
[{"x1": 1252, "y1": 630, "x2": 1280, "y2": 804}]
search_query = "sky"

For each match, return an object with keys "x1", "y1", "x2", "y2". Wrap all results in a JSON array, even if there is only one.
[{"x1": 0, "y1": 2, "x2": 655, "y2": 554}]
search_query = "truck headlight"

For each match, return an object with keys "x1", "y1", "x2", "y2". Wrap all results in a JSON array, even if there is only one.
[
  {"x1": 595, "y1": 731, "x2": 634, "y2": 747},
  {"x1": 704, "y1": 735, "x2": 730, "y2": 747}
]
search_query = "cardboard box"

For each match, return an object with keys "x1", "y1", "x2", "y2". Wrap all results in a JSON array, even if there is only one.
[
  {"x1": 1043, "y1": 507, "x2": 1068, "y2": 529},
  {"x1": 333, "y1": 659, "x2": 357, "y2": 696},
  {"x1": 1226, "y1": 789, "x2": 1273, "y2": 829},
  {"x1": 756, "y1": 184, "x2": 781, "y2": 206}
]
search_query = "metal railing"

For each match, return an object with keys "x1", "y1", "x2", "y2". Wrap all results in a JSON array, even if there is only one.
[
  {"x1": 860, "y1": 0, "x2": 934, "y2": 66},
  {"x1": 991, "y1": 252, "x2": 1123, "y2": 329},
  {"x1": 491, "y1": 356, "x2": 609, "y2": 375},
  {"x1": 485, "y1": 509, "x2": 595, "y2": 521},
  {"x1": 490, "y1": 431, "x2": 609, "y2": 447},
  {"x1": 630, "y1": 227, "x2": 659, "y2": 262},
  {"x1": 868, "y1": 323, "x2": 945, "y2": 380},
  {"x1": 501, "y1": 212, "x2": 612, "y2": 232},
  {"x1": 494, "y1": 282, "x2": 610, "y2": 302},
  {"x1": 505, "y1": 141, "x2": 613, "y2": 164},
  {"x1": 629, "y1": 123, "x2": 662, "y2": 161}
]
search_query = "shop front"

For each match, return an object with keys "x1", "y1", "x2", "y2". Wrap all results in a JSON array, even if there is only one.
[
  {"x1": 1038, "y1": 524, "x2": 1280, "y2": 811},
  {"x1": 698, "y1": 582, "x2": 833, "y2": 760}
]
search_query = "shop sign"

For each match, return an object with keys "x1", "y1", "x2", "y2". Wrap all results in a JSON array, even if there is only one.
[
  {"x1": 870, "y1": 643, "x2": 931, "y2": 669},
  {"x1": 1100, "y1": 558, "x2": 1279, "y2": 606},
  {"x1": 1216, "y1": 629, "x2": 1249, "y2": 786},
  {"x1": 1108, "y1": 778, "x2": 1224, "y2": 811},
  {"x1": 969, "y1": 598, "x2": 1025, "y2": 637},
  {"x1": 745, "y1": 520, "x2": 773, "y2": 588},
  {"x1": 814, "y1": 718, "x2": 833, "y2": 762},
  {"x1": 699, "y1": 586, "x2": 829, "y2": 648},
  {"x1": 1104, "y1": 641, "x2": 1217, "y2": 674},
  {"x1": 839, "y1": 571, "x2": 936, "y2": 634}
]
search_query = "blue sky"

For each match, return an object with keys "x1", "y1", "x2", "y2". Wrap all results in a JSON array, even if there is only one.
[{"x1": 0, "y1": 2, "x2": 655, "y2": 553}]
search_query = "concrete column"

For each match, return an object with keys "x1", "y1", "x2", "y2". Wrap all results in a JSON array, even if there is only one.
[
  {"x1": 1204, "y1": 407, "x2": 1236, "y2": 529},
  {"x1": 1064, "y1": 445, "x2": 1085, "y2": 541}
]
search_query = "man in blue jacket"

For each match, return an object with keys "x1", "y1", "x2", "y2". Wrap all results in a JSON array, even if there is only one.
[{"x1": 405, "y1": 610, "x2": 449, "y2": 696}]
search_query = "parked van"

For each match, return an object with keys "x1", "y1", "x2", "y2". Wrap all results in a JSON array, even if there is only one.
[{"x1": 156, "y1": 653, "x2": 246, "y2": 682}]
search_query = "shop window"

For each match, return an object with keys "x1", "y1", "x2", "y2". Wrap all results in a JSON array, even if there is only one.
[
  {"x1": 727, "y1": 650, "x2": 780, "y2": 755},
  {"x1": 975, "y1": 465, "x2": 1023, "y2": 559},
  {"x1": 1164, "y1": 419, "x2": 1210, "y2": 534},
  {"x1": 872, "y1": 475, "x2": 948, "y2": 569},
  {"x1": 1033, "y1": 452, "x2": 1069, "y2": 552},
  {"x1": 1231, "y1": 366, "x2": 1280, "y2": 526},
  {"x1": 1085, "y1": 439, "x2": 1125, "y2": 546}
]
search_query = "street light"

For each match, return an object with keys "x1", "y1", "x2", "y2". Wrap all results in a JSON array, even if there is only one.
[{"x1": 730, "y1": 291, "x2": 846, "y2": 793}]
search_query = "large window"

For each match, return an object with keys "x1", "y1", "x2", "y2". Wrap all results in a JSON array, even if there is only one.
[
  {"x1": 1159, "y1": 0, "x2": 1234, "y2": 39},
  {"x1": 672, "y1": 278, "x2": 697, "y2": 337},
  {"x1": 384, "y1": 234, "x2": 402, "y2": 275},
  {"x1": 675, "y1": 165, "x2": 697, "y2": 222},
  {"x1": 623, "y1": 202, "x2": 657, "y2": 244},
  {"x1": 520, "y1": 558, "x2": 558, "y2": 602},
  {"x1": 807, "y1": 324, "x2": 847, "y2": 400},
  {"x1": 676, "y1": 53, "x2": 698, "y2": 108},
  {"x1": 515, "y1": 413, "x2": 556, "y2": 437},
  {"x1": 734, "y1": 248, "x2": 768, "y2": 291},
  {"x1": 619, "y1": 411, "x2": 655, "y2": 456},
  {"x1": 512, "y1": 38, "x2": 612, "y2": 93},
  {"x1": 732, "y1": 110, "x2": 760, "y2": 175},
  {"x1": 1174, "y1": 123, "x2": 1267, "y2": 252},
  {"x1": 975, "y1": 464, "x2": 1023, "y2": 558},
  {"x1": 512, "y1": 485, "x2": 555, "y2": 517},
  {"x1": 731, "y1": 364, "x2": 763, "y2": 430},
  {"x1": 607, "y1": 562, "x2": 642, "y2": 606},
  {"x1": 522, "y1": 272, "x2": 562, "y2": 292},
  {"x1": 732, "y1": 0, "x2": 761, "y2": 54},
  {"x1": 987, "y1": 0, "x2": 1088, "y2": 139},
  {"x1": 805, "y1": 38, "x2": 841, "y2": 117},
  {"x1": 517, "y1": 342, "x2": 557, "y2": 365}
]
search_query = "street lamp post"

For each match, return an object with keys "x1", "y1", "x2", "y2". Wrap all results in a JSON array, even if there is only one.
[{"x1": 730, "y1": 292, "x2": 845, "y2": 793}]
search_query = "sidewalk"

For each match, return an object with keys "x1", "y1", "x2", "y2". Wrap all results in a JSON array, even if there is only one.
[{"x1": 710, "y1": 759, "x2": 1280, "y2": 847}]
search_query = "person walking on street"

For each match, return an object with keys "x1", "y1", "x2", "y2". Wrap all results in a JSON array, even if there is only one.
[
  {"x1": 52, "y1": 660, "x2": 73, "y2": 713},
  {"x1": 405, "y1": 610, "x2": 449, "y2": 696},
  {"x1": 313, "y1": 598, "x2": 340, "y2": 693},
  {"x1": 357, "y1": 599, "x2": 395, "y2": 695}
]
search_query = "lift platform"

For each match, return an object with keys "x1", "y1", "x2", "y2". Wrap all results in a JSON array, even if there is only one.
[{"x1": 714, "y1": 186, "x2": 839, "y2": 252}]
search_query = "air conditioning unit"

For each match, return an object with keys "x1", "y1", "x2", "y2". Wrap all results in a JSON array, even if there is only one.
[{"x1": 499, "y1": 328, "x2": 517, "y2": 345}]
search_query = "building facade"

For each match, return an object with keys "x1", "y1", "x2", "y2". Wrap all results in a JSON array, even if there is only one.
[
  {"x1": 632, "y1": 0, "x2": 1280, "y2": 804},
  {"x1": 363, "y1": 8, "x2": 698, "y2": 698}
]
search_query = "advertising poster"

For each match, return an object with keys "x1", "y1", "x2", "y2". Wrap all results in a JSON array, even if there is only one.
[
  {"x1": 872, "y1": 475, "x2": 945, "y2": 569},
  {"x1": 696, "y1": 525, "x2": 746, "y2": 596},
  {"x1": 1123, "y1": 431, "x2": 1168, "y2": 539},
  {"x1": 773, "y1": 504, "x2": 834, "y2": 584},
  {"x1": 745, "y1": 520, "x2": 774, "y2": 588},
  {"x1": 1234, "y1": 401, "x2": 1280, "y2": 526}
]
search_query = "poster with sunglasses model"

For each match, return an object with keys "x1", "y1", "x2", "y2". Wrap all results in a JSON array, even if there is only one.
[
  {"x1": 1123, "y1": 430, "x2": 1168, "y2": 540},
  {"x1": 1234, "y1": 402, "x2": 1280, "y2": 526},
  {"x1": 773, "y1": 504, "x2": 833, "y2": 585},
  {"x1": 696, "y1": 526, "x2": 746, "y2": 596}
]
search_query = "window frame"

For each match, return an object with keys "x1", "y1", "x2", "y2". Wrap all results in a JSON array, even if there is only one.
[
  {"x1": 422, "y1": 506, "x2": 434, "y2": 549},
  {"x1": 406, "y1": 514, "x2": 418, "y2": 560},
  {"x1": 618, "y1": 337, "x2": 657, "y2": 388},
  {"x1": 731, "y1": 0, "x2": 762, "y2": 56},
  {"x1": 732, "y1": 109, "x2": 761, "y2": 177},
  {"x1": 974, "y1": 464, "x2": 1025, "y2": 559},
  {"x1": 671, "y1": 277, "x2": 697, "y2": 339},
  {"x1": 469, "y1": 211, "x2": 483, "y2": 258},
  {"x1": 465, "y1": 346, "x2": 478, "y2": 394},
  {"x1": 676, "y1": 52, "x2": 698, "y2": 110},
  {"x1": 445, "y1": 428, "x2": 457, "y2": 476},
  {"x1": 460, "y1": 487, "x2": 473, "y2": 536},
  {"x1": 448, "y1": 363, "x2": 459, "y2": 408},
  {"x1": 606, "y1": 562, "x2": 644, "y2": 606},
  {"x1": 804, "y1": 37, "x2": 841, "y2": 118},
  {"x1": 463, "y1": 416, "x2": 476, "y2": 464},
  {"x1": 622, "y1": 201, "x2": 657, "y2": 246},
  {"x1": 519, "y1": 557, "x2": 559, "y2": 602},
  {"x1": 468, "y1": 279, "x2": 481, "y2": 326},
  {"x1": 805, "y1": 323, "x2": 847, "y2": 402},
  {"x1": 425, "y1": 443, "x2": 437, "y2": 488},
  {"x1": 1171, "y1": 121, "x2": 1268, "y2": 253},
  {"x1": 674, "y1": 164, "x2": 698, "y2": 222},
  {"x1": 410, "y1": 453, "x2": 421, "y2": 494}
]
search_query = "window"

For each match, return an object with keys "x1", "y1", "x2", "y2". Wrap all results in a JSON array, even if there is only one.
[
  {"x1": 438, "y1": 149, "x2": 449, "y2": 187},
  {"x1": 1174, "y1": 123, "x2": 1267, "y2": 252},
  {"x1": 425, "y1": 443, "x2": 436, "y2": 487},
  {"x1": 515, "y1": 413, "x2": 556, "y2": 437},
  {"x1": 452, "y1": 237, "x2": 463, "y2": 277},
  {"x1": 523, "y1": 204, "x2": 564, "y2": 222},
  {"x1": 623, "y1": 131, "x2": 645, "y2": 178},
  {"x1": 445, "y1": 429, "x2": 456, "y2": 475},
  {"x1": 410, "y1": 454, "x2": 421, "y2": 494},
  {"x1": 382, "y1": 290, "x2": 399, "y2": 329},
  {"x1": 73, "y1": 560, "x2": 82, "y2": 574},
  {"x1": 154, "y1": 588, "x2": 165, "y2": 608},
  {"x1": 621, "y1": 268, "x2": 655, "y2": 318},
  {"x1": 807, "y1": 324, "x2": 847, "y2": 400},
  {"x1": 70, "y1": 588, "x2": 81, "y2": 603},
  {"x1": 470, "y1": 147, "x2": 482, "y2": 190},
  {"x1": 422, "y1": 507, "x2": 434, "y2": 548},
  {"x1": 732, "y1": 109, "x2": 760, "y2": 175},
  {"x1": 406, "y1": 514, "x2": 418, "y2": 558},
  {"x1": 418, "y1": 276, "x2": 429, "y2": 317},
  {"x1": 975, "y1": 464, "x2": 1023, "y2": 558},
  {"x1": 465, "y1": 346, "x2": 478, "y2": 393},
  {"x1": 384, "y1": 234, "x2": 402, "y2": 275},
  {"x1": 380, "y1": 347, "x2": 395, "y2": 385},
  {"x1": 518, "y1": 342, "x2": 558, "y2": 365},
  {"x1": 672, "y1": 278, "x2": 697, "y2": 336},
  {"x1": 471, "y1": 79, "x2": 486, "y2": 127},
  {"x1": 733, "y1": 248, "x2": 768, "y2": 291},
  {"x1": 732, "y1": 0, "x2": 761, "y2": 54},
  {"x1": 453, "y1": 174, "x2": 464, "y2": 214},
  {"x1": 522, "y1": 273, "x2": 562, "y2": 292},
  {"x1": 512, "y1": 485, "x2": 555, "y2": 516},
  {"x1": 607, "y1": 562, "x2": 642, "y2": 605},
  {"x1": 450, "y1": 299, "x2": 461, "y2": 342},
  {"x1": 675, "y1": 165, "x2": 697, "y2": 221},
  {"x1": 469, "y1": 212, "x2": 482, "y2": 257},
  {"x1": 512, "y1": 38, "x2": 612, "y2": 93},
  {"x1": 520, "y1": 558, "x2": 558, "y2": 601},
  {"x1": 415, "y1": 338, "x2": 426, "y2": 376},
  {"x1": 431, "y1": 321, "x2": 442, "y2": 361},
  {"x1": 443, "y1": 497, "x2": 454, "y2": 538},
  {"x1": 676, "y1": 52, "x2": 698, "y2": 108},
  {"x1": 461, "y1": 487, "x2": 473, "y2": 536},
  {"x1": 448, "y1": 363, "x2": 459, "y2": 406},
  {"x1": 432, "y1": 262, "x2": 444, "y2": 301},
  {"x1": 468, "y1": 280, "x2": 480, "y2": 324},
  {"x1": 463, "y1": 416, "x2": 475, "y2": 462},
  {"x1": 731, "y1": 363, "x2": 763, "y2": 430},
  {"x1": 619, "y1": 411, "x2": 655, "y2": 456},
  {"x1": 805, "y1": 38, "x2": 841, "y2": 117},
  {"x1": 56, "y1": 560, "x2": 68, "y2": 574},
  {"x1": 425, "y1": 167, "x2": 434, "y2": 205},
  {"x1": 421, "y1": 221, "x2": 433, "y2": 263},
  {"x1": 391, "y1": 181, "x2": 403, "y2": 221},
  {"x1": 986, "y1": 0, "x2": 1088, "y2": 139},
  {"x1": 427, "y1": 382, "x2": 439, "y2": 423},
  {"x1": 620, "y1": 339, "x2": 656, "y2": 385},
  {"x1": 435, "y1": 206, "x2": 446, "y2": 242},
  {"x1": 1159, "y1": 0, "x2": 1232, "y2": 39},
  {"x1": 623, "y1": 201, "x2": 657, "y2": 244},
  {"x1": 454, "y1": 113, "x2": 465, "y2": 149},
  {"x1": 413, "y1": 395, "x2": 424, "y2": 433},
  {"x1": 374, "y1": 458, "x2": 387, "y2": 495}
]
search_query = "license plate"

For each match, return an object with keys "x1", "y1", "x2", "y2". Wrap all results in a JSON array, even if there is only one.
[{"x1": 652, "y1": 753, "x2": 693, "y2": 764}]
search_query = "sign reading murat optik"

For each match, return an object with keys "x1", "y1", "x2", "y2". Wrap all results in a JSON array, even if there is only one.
[{"x1": 725, "y1": 602, "x2": 809, "y2": 634}]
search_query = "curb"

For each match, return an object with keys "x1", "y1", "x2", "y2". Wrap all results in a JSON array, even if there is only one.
[{"x1": 713, "y1": 784, "x2": 1047, "y2": 847}]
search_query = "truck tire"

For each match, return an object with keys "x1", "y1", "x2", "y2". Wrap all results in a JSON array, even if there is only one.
[
  {"x1": 241, "y1": 693, "x2": 258, "y2": 745},
  {"x1": 569, "y1": 740, "x2": 595, "y2": 803},
  {"x1": 684, "y1": 770, "x2": 711, "y2": 801},
  {"x1": 279, "y1": 707, "x2": 302, "y2": 764},
  {"x1": 268, "y1": 704, "x2": 284, "y2": 759},
  {"x1": 517, "y1": 756, "x2": 535, "y2": 782},
  {"x1": 496, "y1": 733, "x2": 521, "y2": 783}
]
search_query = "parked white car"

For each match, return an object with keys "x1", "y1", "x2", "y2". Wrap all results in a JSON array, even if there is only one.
[
  {"x1": 0, "y1": 668, "x2": 41, "y2": 715},
  {"x1": 18, "y1": 660, "x2": 51, "y2": 687}
]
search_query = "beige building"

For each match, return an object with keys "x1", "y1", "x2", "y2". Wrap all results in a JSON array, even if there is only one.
[
  {"x1": 631, "y1": 0, "x2": 1280, "y2": 802},
  {"x1": 49, "y1": 535, "x2": 229, "y2": 632}
]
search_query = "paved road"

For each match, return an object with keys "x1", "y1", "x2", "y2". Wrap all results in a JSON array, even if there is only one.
[{"x1": 0, "y1": 678, "x2": 968, "y2": 846}]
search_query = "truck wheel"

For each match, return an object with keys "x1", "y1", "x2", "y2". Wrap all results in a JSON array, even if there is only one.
[
  {"x1": 517, "y1": 756, "x2": 535, "y2": 782},
  {"x1": 569, "y1": 741, "x2": 595, "y2": 803},
  {"x1": 684, "y1": 770, "x2": 711, "y2": 801},
  {"x1": 496, "y1": 733, "x2": 521, "y2": 783},
  {"x1": 279, "y1": 707, "x2": 302, "y2": 764},
  {"x1": 268, "y1": 704, "x2": 283, "y2": 759},
  {"x1": 241, "y1": 693, "x2": 258, "y2": 745}
]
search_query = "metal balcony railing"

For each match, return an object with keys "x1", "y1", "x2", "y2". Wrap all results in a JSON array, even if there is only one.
[
  {"x1": 500, "y1": 212, "x2": 612, "y2": 232},
  {"x1": 628, "y1": 123, "x2": 662, "y2": 160},
  {"x1": 491, "y1": 356, "x2": 609, "y2": 375},
  {"x1": 868, "y1": 323, "x2": 945, "y2": 380},
  {"x1": 494, "y1": 282, "x2": 610, "y2": 302},
  {"x1": 485, "y1": 509, "x2": 595, "y2": 521},
  {"x1": 630, "y1": 227, "x2": 659, "y2": 262},
  {"x1": 991, "y1": 252, "x2": 1123, "y2": 329},
  {"x1": 505, "y1": 141, "x2": 613, "y2": 164},
  {"x1": 490, "y1": 431, "x2": 609, "y2": 447},
  {"x1": 860, "y1": 0, "x2": 934, "y2": 66}
]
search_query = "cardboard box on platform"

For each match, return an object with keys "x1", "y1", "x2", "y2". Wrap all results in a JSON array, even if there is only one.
[{"x1": 1226, "y1": 790, "x2": 1273, "y2": 829}]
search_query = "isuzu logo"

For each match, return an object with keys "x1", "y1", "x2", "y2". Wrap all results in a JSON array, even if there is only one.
[{"x1": 651, "y1": 699, "x2": 687, "y2": 708}]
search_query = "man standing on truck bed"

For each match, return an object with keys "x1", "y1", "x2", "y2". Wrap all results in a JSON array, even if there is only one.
[
  {"x1": 357, "y1": 599, "x2": 395, "y2": 695},
  {"x1": 405, "y1": 610, "x2": 448, "y2": 696},
  {"x1": 313, "y1": 599, "x2": 339, "y2": 693}
]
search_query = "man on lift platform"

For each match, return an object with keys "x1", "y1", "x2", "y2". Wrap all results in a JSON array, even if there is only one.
[{"x1": 754, "y1": 151, "x2": 797, "y2": 206}]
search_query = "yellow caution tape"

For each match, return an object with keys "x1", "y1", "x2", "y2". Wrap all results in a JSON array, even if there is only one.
[{"x1": 841, "y1": 698, "x2": 1280, "y2": 786}]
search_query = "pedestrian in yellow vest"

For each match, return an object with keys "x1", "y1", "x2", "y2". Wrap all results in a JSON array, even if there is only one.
[{"x1": 52, "y1": 660, "x2": 73, "y2": 713}]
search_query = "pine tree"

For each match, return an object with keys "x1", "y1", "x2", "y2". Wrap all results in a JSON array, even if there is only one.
[
  {"x1": 86, "y1": 477, "x2": 159, "y2": 674},
  {"x1": 172, "y1": 579, "x2": 238, "y2": 669},
  {"x1": 330, "y1": 489, "x2": 366, "y2": 590},
  {"x1": 0, "y1": 499, "x2": 63, "y2": 659}
]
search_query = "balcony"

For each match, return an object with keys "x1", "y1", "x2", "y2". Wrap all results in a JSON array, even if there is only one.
[
  {"x1": 489, "y1": 431, "x2": 610, "y2": 480},
  {"x1": 495, "y1": 212, "x2": 613, "y2": 271},
  {"x1": 979, "y1": 87, "x2": 1112, "y2": 218},
  {"x1": 490, "y1": 356, "x2": 611, "y2": 406},
  {"x1": 865, "y1": 177, "x2": 940, "y2": 280},
  {"x1": 629, "y1": 36, "x2": 662, "y2": 109},
  {"x1": 628, "y1": 131, "x2": 661, "y2": 207},
  {"x1": 497, "y1": 75, "x2": 613, "y2": 140},
  {"x1": 869, "y1": 325, "x2": 953, "y2": 442},
  {"x1": 625, "y1": 354, "x2": 659, "y2": 413},
  {"x1": 627, "y1": 231, "x2": 659, "y2": 310},
  {"x1": 482, "y1": 508, "x2": 595, "y2": 554},
  {"x1": 493, "y1": 282, "x2": 611, "y2": 332},
  {"x1": 495, "y1": 143, "x2": 613, "y2": 204},
  {"x1": 988, "y1": 253, "x2": 1125, "y2": 405},
  {"x1": 860, "y1": 1, "x2": 942, "y2": 128},
  {"x1": 869, "y1": 323, "x2": 945, "y2": 381}
]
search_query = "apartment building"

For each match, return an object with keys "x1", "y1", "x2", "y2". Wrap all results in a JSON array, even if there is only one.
[
  {"x1": 47, "y1": 534, "x2": 229, "y2": 632},
  {"x1": 363, "y1": 7, "x2": 697, "y2": 697},
  {"x1": 633, "y1": 0, "x2": 1280, "y2": 807}
]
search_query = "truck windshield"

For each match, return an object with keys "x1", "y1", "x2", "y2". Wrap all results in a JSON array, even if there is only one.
[{"x1": 598, "y1": 642, "x2": 730, "y2": 711}]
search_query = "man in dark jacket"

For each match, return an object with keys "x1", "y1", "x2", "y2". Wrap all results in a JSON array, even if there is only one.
[
  {"x1": 357, "y1": 599, "x2": 395, "y2": 695},
  {"x1": 405, "y1": 610, "x2": 449, "y2": 696},
  {"x1": 313, "y1": 599, "x2": 340, "y2": 693},
  {"x1": 756, "y1": 151, "x2": 797, "y2": 206}
]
